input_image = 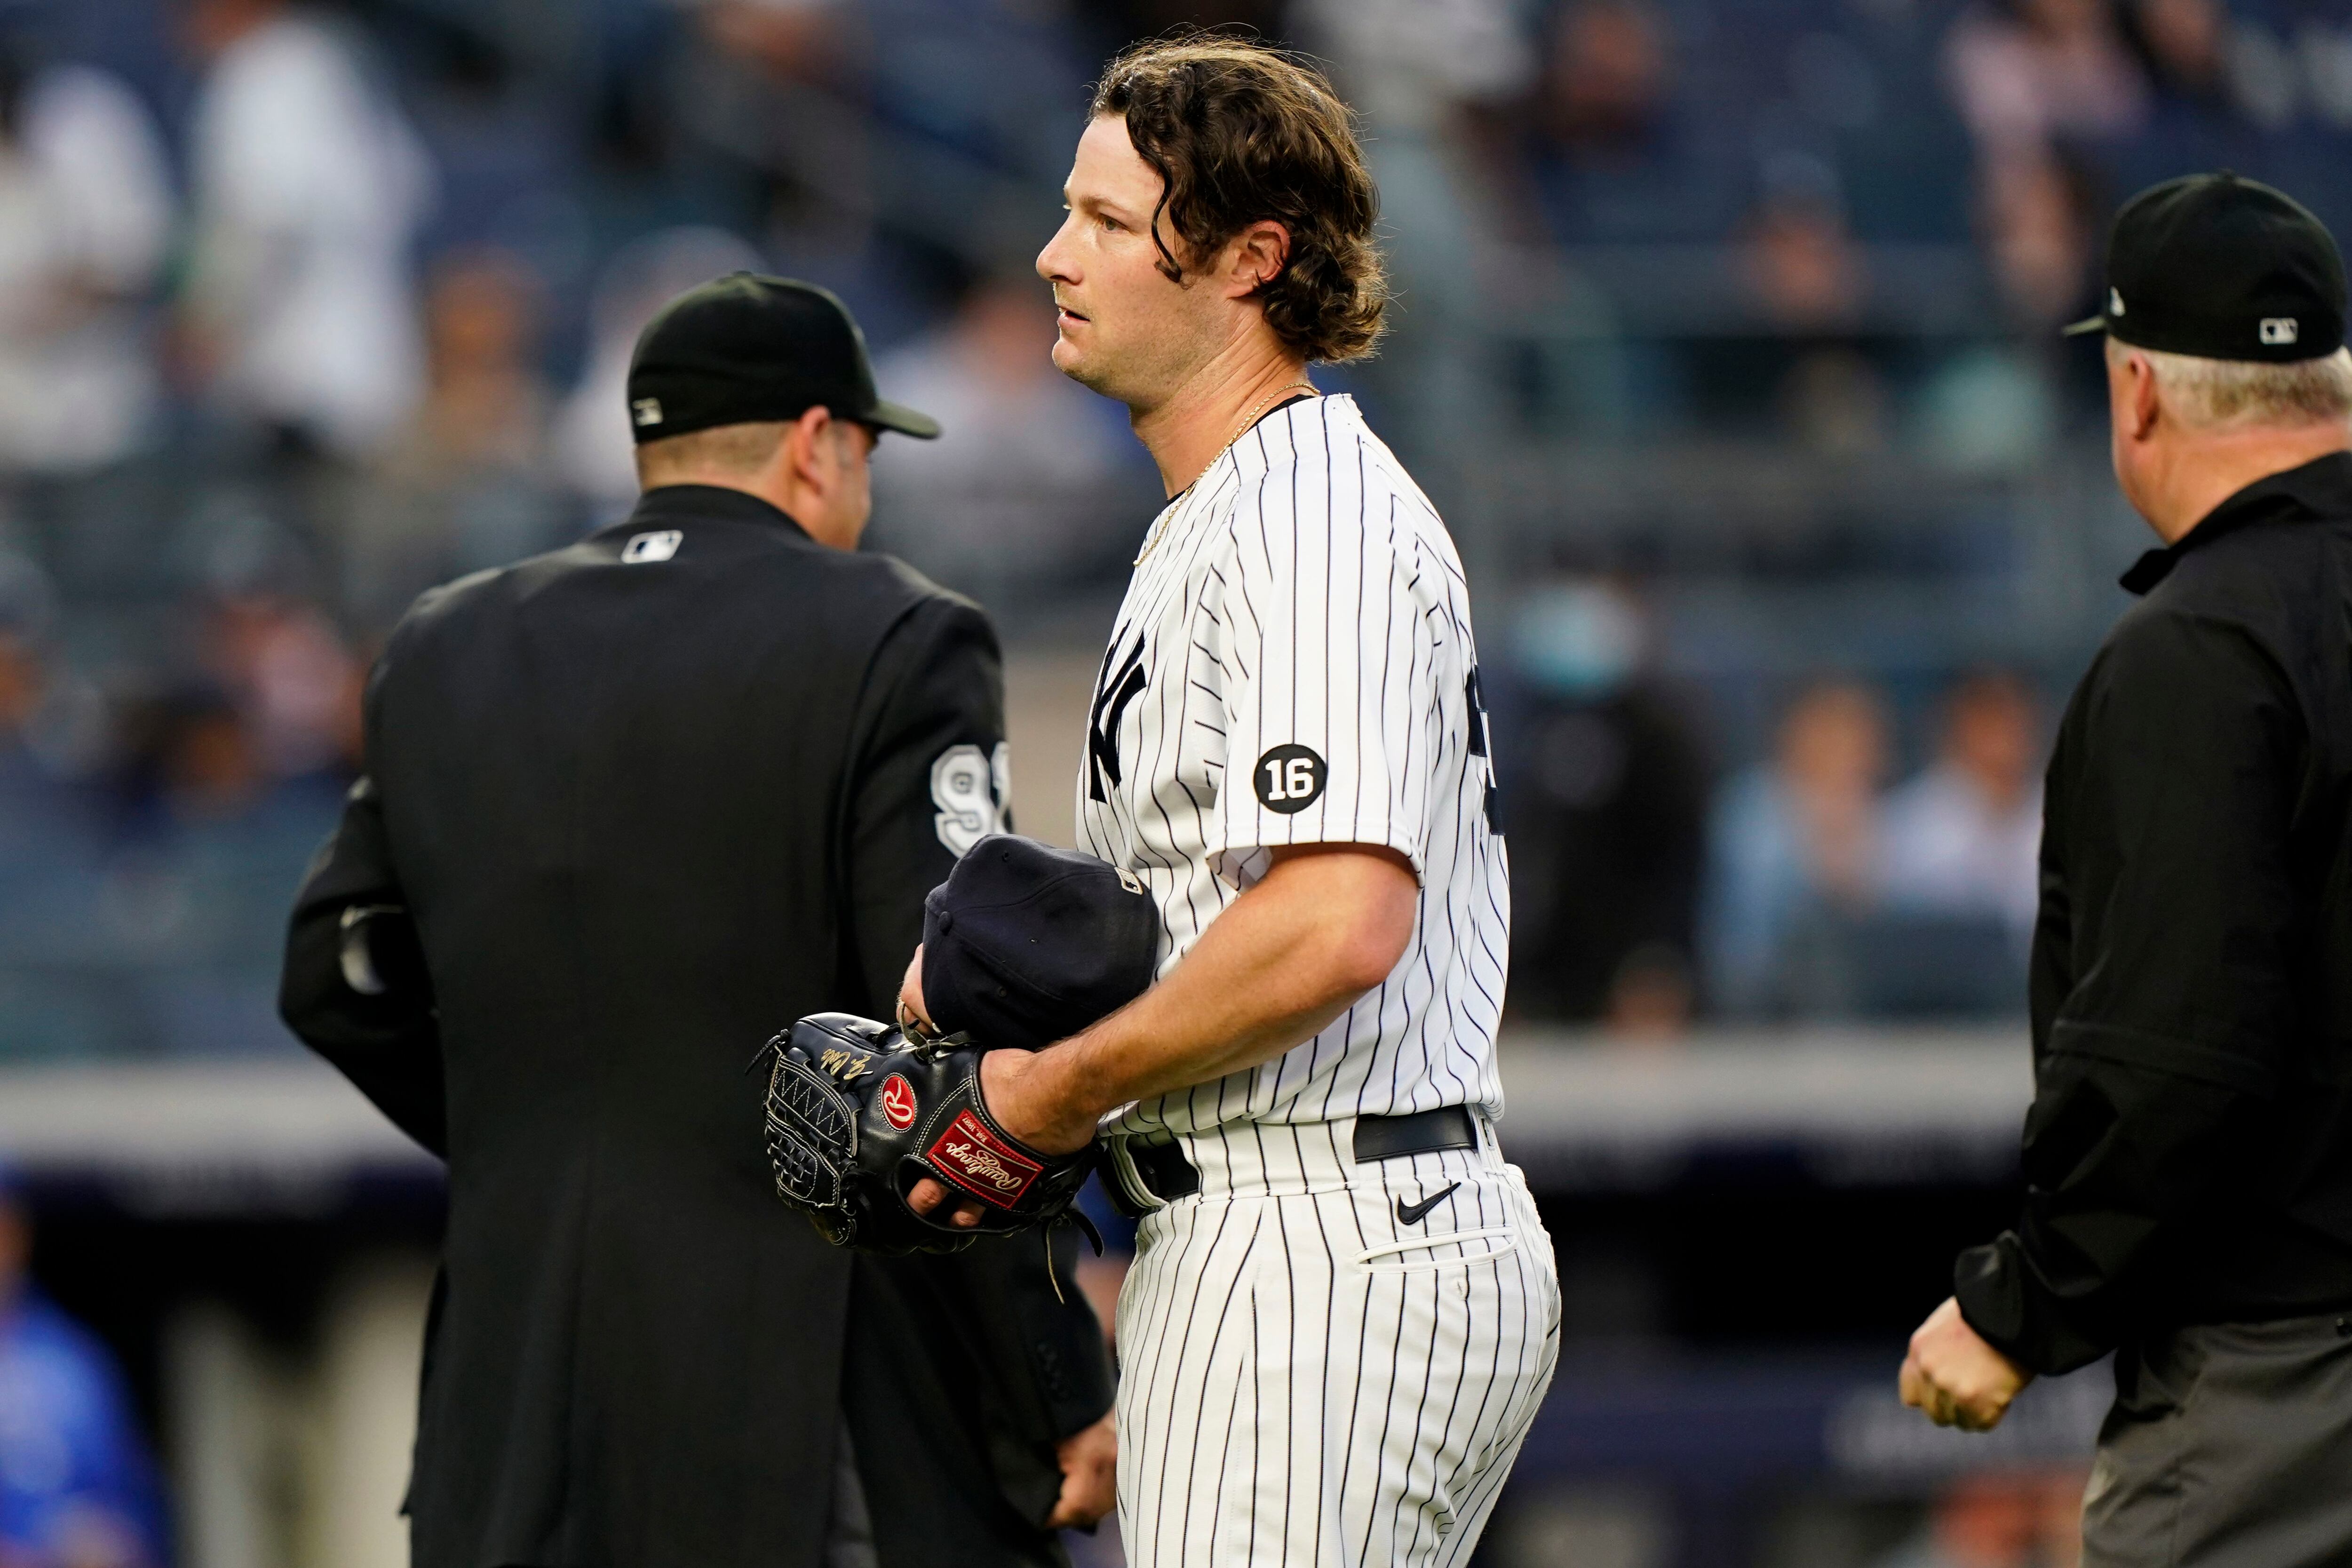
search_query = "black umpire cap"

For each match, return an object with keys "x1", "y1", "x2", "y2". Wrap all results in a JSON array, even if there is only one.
[
  {"x1": 2065, "y1": 172, "x2": 2347, "y2": 362},
  {"x1": 921, "y1": 836, "x2": 1162, "y2": 1053},
  {"x1": 626, "y1": 272, "x2": 941, "y2": 444}
]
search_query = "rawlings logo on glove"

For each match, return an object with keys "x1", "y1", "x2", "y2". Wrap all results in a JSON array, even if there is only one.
[
  {"x1": 928, "y1": 1110, "x2": 1042, "y2": 1203},
  {"x1": 759, "y1": 1012, "x2": 1097, "y2": 1255}
]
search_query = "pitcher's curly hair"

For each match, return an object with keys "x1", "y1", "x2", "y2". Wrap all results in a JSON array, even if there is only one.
[{"x1": 1090, "y1": 37, "x2": 1386, "y2": 363}]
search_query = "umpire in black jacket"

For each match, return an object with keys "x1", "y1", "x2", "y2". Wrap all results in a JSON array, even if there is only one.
[
  {"x1": 1901, "y1": 175, "x2": 2352, "y2": 1565},
  {"x1": 281, "y1": 274, "x2": 1116, "y2": 1568}
]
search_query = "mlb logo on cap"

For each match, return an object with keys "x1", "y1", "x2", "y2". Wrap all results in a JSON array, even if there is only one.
[
  {"x1": 632, "y1": 397, "x2": 664, "y2": 427},
  {"x1": 2262, "y1": 318, "x2": 2300, "y2": 345}
]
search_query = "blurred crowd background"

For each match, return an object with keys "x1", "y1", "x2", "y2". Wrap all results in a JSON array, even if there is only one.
[
  {"x1": 0, "y1": 0, "x2": 2344, "y2": 1564},
  {"x1": 0, "y1": 0, "x2": 2337, "y2": 1061}
]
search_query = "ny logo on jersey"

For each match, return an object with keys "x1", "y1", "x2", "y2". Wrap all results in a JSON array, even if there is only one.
[{"x1": 1087, "y1": 630, "x2": 1148, "y2": 803}]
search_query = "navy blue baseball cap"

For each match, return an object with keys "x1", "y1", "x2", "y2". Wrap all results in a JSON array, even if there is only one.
[{"x1": 921, "y1": 836, "x2": 1161, "y2": 1052}]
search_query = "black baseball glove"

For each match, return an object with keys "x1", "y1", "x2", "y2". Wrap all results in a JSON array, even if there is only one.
[{"x1": 760, "y1": 1011, "x2": 1097, "y2": 1255}]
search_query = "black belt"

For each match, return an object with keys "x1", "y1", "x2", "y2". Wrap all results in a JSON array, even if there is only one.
[
  {"x1": 1123, "y1": 1106, "x2": 1478, "y2": 1205},
  {"x1": 1126, "y1": 1139, "x2": 1201, "y2": 1202}
]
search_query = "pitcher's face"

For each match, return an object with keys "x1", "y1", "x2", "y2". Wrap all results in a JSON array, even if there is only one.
[{"x1": 1036, "y1": 115, "x2": 1228, "y2": 410}]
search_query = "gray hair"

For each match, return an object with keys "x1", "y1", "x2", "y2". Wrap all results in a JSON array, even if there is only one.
[{"x1": 2115, "y1": 339, "x2": 2352, "y2": 430}]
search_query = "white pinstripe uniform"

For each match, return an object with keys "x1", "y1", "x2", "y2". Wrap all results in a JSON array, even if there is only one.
[{"x1": 1079, "y1": 394, "x2": 1560, "y2": 1567}]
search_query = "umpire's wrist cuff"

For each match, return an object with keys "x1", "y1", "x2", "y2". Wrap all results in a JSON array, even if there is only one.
[
  {"x1": 1953, "y1": 1234, "x2": 2112, "y2": 1376},
  {"x1": 1035, "y1": 1342, "x2": 1115, "y2": 1441}
]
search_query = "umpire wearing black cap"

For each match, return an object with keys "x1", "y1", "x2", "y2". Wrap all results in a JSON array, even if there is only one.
[
  {"x1": 1900, "y1": 174, "x2": 2352, "y2": 1564},
  {"x1": 280, "y1": 274, "x2": 1115, "y2": 1568}
]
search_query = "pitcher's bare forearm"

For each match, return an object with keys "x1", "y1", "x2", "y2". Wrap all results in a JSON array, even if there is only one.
[
  {"x1": 901, "y1": 844, "x2": 1419, "y2": 1185},
  {"x1": 992, "y1": 844, "x2": 1416, "y2": 1150}
]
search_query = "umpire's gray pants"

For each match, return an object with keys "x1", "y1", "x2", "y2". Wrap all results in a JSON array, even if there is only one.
[
  {"x1": 825, "y1": 1416, "x2": 881, "y2": 1568},
  {"x1": 2083, "y1": 1312, "x2": 2352, "y2": 1568}
]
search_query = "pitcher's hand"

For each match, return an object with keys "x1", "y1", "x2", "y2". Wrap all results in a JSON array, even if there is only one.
[{"x1": 906, "y1": 1047, "x2": 1094, "y2": 1227}]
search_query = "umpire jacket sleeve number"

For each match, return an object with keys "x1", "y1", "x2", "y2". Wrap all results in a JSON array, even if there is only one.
[
  {"x1": 280, "y1": 773, "x2": 447, "y2": 1157},
  {"x1": 838, "y1": 597, "x2": 1012, "y2": 1011},
  {"x1": 840, "y1": 596, "x2": 1116, "y2": 1438},
  {"x1": 1956, "y1": 612, "x2": 2302, "y2": 1374}
]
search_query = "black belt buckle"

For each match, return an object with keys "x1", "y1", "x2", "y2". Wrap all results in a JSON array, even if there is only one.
[{"x1": 1352, "y1": 1106, "x2": 1476, "y2": 1162}]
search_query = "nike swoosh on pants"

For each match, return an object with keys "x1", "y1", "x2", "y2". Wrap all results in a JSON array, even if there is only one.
[{"x1": 1394, "y1": 1181, "x2": 1462, "y2": 1226}]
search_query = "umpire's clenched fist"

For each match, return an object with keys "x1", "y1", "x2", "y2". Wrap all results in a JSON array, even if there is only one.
[{"x1": 1899, "y1": 1297, "x2": 2032, "y2": 1431}]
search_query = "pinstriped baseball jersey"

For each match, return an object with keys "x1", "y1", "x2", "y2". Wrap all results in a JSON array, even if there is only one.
[{"x1": 1075, "y1": 394, "x2": 1508, "y2": 1138}]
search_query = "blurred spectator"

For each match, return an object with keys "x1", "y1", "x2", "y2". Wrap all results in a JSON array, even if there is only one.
[
  {"x1": 154, "y1": 691, "x2": 263, "y2": 821},
  {"x1": 1524, "y1": 0, "x2": 1746, "y2": 247},
  {"x1": 402, "y1": 17, "x2": 577, "y2": 269},
  {"x1": 1542, "y1": 0, "x2": 1665, "y2": 155},
  {"x1": 2122, "y1": 0, "x2": 2293, "y2": 130},
  {"x1": 108, "y1": 685, "x2": 345, "y2": 1053},
  {"x1": 1292, "y1": 0, "x2": 1534, "y2": 463},
  {"x1": 668, "y1": 0, "x2": 871, "y2": 245},
  {"x1": 0, "y1": 37, "x2": 173, "y2": 477},
  {"x1": 0, "y1": 626, "x2": 95, "y2": 853},
  {"x1": 691, "y1": 0, "x2": 845, "y2": 86},
  {"x1": 197, "y1": 593, "x2": 359, "y2": 781},
  {"x1": 344, "y1": 250, "x2": 567, "y2": 636},
  {"x1": 1501, "y1": 580, "x2": 1708, "y2": 1034},
  {"x1": 1982, "y1": 151, "x2": 2099, "y2": 331},
  {"x1": 1879, "y1": 670, "x2": 2043, "y2": 945},
  {"x1": 1870, "y1": 1469, "x2": 2085, "y2": 1568},
  {"x1": 1779, "y1": 344, "x2": 1894, "y2": 455},
  {"x1": 2108, "y1": 0, "x2": 2286, "y2": 184},
  {"x1": 1913, "y1": 340, "x2": 2066, "y2": 474},
  {"x1": 182, "y1": 0, "x2": 436, "y2": 459},
  {"x1": 1944, "y1": 0, "x2": 2147, "y2": 180},
  {"x1": 1915, "y1": 153, "x2": 2095, "y2": 470},
  {"x1": 1745, "y1": 192, "x2": 1867, "y2": 334},
  {"x1": 865, "y1": 274, "x2": 1152, "y2": 606},
  {"x1": 2127, "y1": 0, "x2": 2230, "y2": 102},
  {"x1": 553, "y1": 226, "x2": 764, "y2": 519},
  {"x1": 0, "y1": 1178, "x2": 167, "y2": 1568},
  {"x1": 1604, "y1": 943, "x2": 1700, "y2": 1040},
  {"x1": 1733, "y1": 191, "x2": 1897, "y2": 454},
  {"x1": 1700, "y1": 677, "x2": 1889, "y2": 1017},
  {"x1": 1941, "y1": 0, "x2": 2145, "y2": 397},
  {"x1": 1293, "y1": 0, "x2": 1530, "y2": 143},
  {"x1": 2035, "y1": 1468, "x2": 2086, "y2": 1568}
]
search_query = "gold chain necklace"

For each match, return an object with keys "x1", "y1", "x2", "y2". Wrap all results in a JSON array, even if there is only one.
[{"x1": 1134, "y1": 380, "x2": 1320, "y2": 565}]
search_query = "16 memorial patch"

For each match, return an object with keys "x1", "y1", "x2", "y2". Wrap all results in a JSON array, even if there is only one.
[{"x1": 1254, "y1": 744, "x2": 1327, "y2": 814}]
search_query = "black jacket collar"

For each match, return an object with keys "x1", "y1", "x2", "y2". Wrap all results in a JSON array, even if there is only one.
[
  {"x1": 2121, "y1": 450, "x2": 2352, "y2": 595},
  {"x1": 601, "y1": 484, "x2": 817, "y2": 544}
]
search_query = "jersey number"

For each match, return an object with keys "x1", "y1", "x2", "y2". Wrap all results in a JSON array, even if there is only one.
[{"x1": 932, "y1": 743, "x2": 1010, "y2": 855}]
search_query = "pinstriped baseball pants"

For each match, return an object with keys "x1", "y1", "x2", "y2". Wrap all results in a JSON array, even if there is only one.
[{"x1": 1111, "y1": 1122, "x2": 1561, "y2": 1567}]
